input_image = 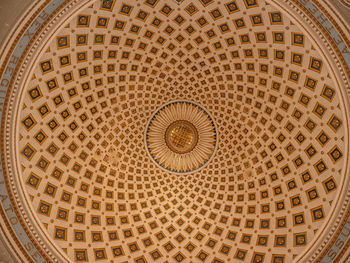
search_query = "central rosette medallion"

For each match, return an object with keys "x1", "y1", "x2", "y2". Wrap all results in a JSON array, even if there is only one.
[
  {"x1": 146, "y1": 101, "x2": 217, "y2": 173},
  {"x1": 165, "y1": 120, "x2": 198, "y2": 154}
]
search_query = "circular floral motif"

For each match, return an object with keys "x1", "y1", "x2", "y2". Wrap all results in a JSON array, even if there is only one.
[
  {"x1": 165, "y1": 120, "x2": 198, "y2": 154},
  {"x1": 146, "y1": 101, "x2": 217, "y2": 173}
]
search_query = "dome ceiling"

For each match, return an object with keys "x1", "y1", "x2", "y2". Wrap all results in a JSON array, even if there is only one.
[{"x1": 0, "y1": 0, "x2": 349, "y2": 262}]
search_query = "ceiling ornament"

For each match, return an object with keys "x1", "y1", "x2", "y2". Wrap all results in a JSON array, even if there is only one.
[
  {"x1": 146, "y1": 101, "x2": 217, "y2": 173},
  {"x1": 10, "y1": 0, "x2": 349, "y2": 260},
  {"x1": 0, "y1": 0, "x2": 349, "y2": 262}
]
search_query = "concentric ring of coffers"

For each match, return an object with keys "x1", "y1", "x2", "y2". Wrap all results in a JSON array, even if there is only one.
[{"x1": 12, "y1": 0, "x2": 347, "y2": 262}]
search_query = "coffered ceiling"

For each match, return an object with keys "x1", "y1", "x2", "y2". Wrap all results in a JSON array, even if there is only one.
[{"x1": 1, "y1": 0, "x2": 350, "y2": 262}]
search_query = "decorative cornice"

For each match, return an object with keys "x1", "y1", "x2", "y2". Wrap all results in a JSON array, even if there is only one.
[
  {"x1": 268, "y1": 0, "x2": 350, "y2": 262},
  {"x1": 0, "y1": 0, "x2": 93, "y2": 262},
  {"x1": 340, "y1": 0, "x2": 350, "y2": 9}
]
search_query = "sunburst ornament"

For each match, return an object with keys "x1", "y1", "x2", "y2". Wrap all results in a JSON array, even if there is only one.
[{"x1": 146, "y1": 101, "x2": 217, "y2": 173}]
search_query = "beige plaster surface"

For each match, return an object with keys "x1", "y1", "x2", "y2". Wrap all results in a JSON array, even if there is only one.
[{"x1": 0, "y1": 0, "x2": 32, "y2": 47}]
